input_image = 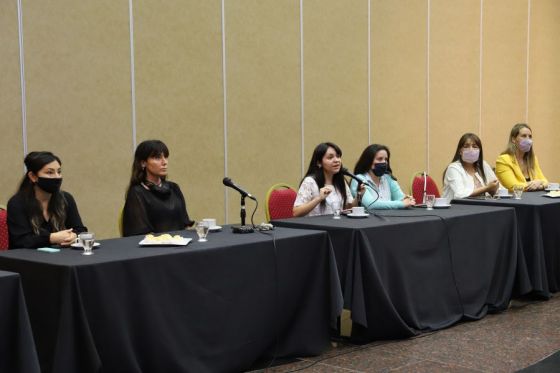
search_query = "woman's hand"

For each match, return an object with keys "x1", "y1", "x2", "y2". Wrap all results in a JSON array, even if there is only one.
[
  {"x1": 526, "y1": 180, "x2": 544, "y2": 191},
  {"x1": 402, "y1": 195, "x2": 416, "y2": 208},
  {"x1": 318, "y1": 186, "x2": 332, "y2": 201},
  {"x1": 486, "y1": 180, "x2": 500, "y2": 194},
  {"x1": 50, "y1": 229, "x2": 75, "y2": 246}
]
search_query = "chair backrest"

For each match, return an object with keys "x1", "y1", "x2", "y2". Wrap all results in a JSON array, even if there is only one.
[
  {"x1": 0, "y1": 208, "x2": 9, "y2": 251},
  {"x1": 410, "y1": 172, "x2": 441, "y2": 203},
  {"x1": 265, "y1": 183, "x2": 297, "y2": 221}
]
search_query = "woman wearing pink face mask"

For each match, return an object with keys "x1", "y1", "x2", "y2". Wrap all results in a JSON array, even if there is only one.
[
  {"x1": 496, "y1": 123, "x2": 548, "y2": 191},
  {"x1": 443, "y1": 133, "x2": 499, "y2": 200}
]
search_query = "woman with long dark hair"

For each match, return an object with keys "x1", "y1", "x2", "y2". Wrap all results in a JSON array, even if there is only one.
[
  {"x1": 496, "y1": 123, "x2": 548, "y2": 191},
  {"x1": 351, "y1": 144, "x2": 414, "y2": 210},
  {"x1": 293, "y1": 142, "x2": 360, "y2": 217},
  {"x1": 443, "y1": 133, "x2": 499, "y2": 200},
  {"x1": 7, "y1": 151, "x2": 87, "y2": 248},
  {"x1": 122, "y1": 140, "x2": 194, "y2": 236}
]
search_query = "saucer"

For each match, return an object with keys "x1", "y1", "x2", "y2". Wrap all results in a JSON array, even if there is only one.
[
  {"x1": 433, "y1": 204, "x2": 451, "y2": 209},
  {"x1": 347, "y1": 213, "x2": 370, "y2": 218},
  {"x1": 70, "y1": 242, "x2": 100, "y2": 249},
  {"x1": 208, "y1": 226, "x2": 222, "y2": 232}
]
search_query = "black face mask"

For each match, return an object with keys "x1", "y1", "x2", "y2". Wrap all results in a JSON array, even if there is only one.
[
  {"x1": 372, "y1": 163, "x2": 387, "y2": 177},
  {"x1": 36, "y1": 177, "x2": 62, "y2": 194},
  {"x1": 144, "y1": 181, "x2": 171, "y2": 197}
]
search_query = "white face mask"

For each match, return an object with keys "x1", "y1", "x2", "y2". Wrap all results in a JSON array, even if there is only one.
[{"x1": 461, "y1": 148, "x2": 480, "y2": 164}]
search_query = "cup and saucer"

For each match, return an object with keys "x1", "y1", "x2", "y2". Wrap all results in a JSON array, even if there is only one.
[
  {"x1": 495, "y1": 188, "x2": 512, "y2": 198},
  {"x1": 203, "y1": 218, "x2": 222, "y2": 232},
  {"x1": 433, "y1": 197, "x2": 451, "y2": 209},
  {"x1": 545, "y1": 182, "x2": 560, "y2": 192},
  {"x1": 347, "y1": 206, "x2": 369, "y2": 218}
]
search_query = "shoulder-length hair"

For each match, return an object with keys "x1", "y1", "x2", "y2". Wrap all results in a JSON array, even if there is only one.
[
  {"x1": 446, "y1": 133, "x2": 487, "y2": 183},
  {"x1": 17, "y1": 151, "x2": 67, "y2": 234},
  {"x1": 501, "y1": 123, "x2": 535, "y2": 177},
  {"x1": 301, "y1": 142, "x2": 348, "y2": 208},
  {"x1": 353, "y1": 144, "x2": 396, "y2": 180},
  {"x1": 127, "y1": 140, "x2": 170, "y2": 192}
]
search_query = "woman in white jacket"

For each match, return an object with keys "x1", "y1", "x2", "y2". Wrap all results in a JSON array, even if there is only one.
[{"x1": 443, "y1": 133, "x2": 500, "y2": 200}]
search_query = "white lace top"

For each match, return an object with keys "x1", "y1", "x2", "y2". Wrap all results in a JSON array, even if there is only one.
[{"x1": 294, "y1": 176, "x2": 354, "y2": 217}]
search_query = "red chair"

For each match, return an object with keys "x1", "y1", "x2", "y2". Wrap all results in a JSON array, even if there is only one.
[
  {"x1": 265, "y1": 183, "x2": 297, "y2": 221},
  {"x1": 410, "y1": 172, "x2": 441, "y2": 204},
  {"x1": 0, "y1": 208, "x2": 8, "y2": 250}
]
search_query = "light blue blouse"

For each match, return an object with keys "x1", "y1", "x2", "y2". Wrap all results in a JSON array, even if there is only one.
[{"x1": 350, "y1": 173, "x2": 406, "y2": 210}]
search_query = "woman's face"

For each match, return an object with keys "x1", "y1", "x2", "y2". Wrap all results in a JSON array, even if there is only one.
[
  {"x1": 28, "y1": 160, "x2": 62, "y2": 183},
  {"x1": 143, "y1": 153, "x2": 168, "y2": 180},
  {"x1": 460, "y1": 138, "x2": 479, "y2": 156},
  {"x1": 513, "y1": 127, "x2": 532, "y2": 145},
  {"x1": 371, "y1": 150, "x2": 389, "y2": 168},
  {"x1": 319, "y1": 147, "x2": 341, "y2": 175}
]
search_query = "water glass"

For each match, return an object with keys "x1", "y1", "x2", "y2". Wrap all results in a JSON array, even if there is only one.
[
  {"x1": 425, "y1": 194, "x2": 436, "y2": 210},
  {"x1": 331, "y1": 200, "x2": 341, "y2": 219},
  {"x1": 78, "y1": 232, "x2": 95, "y2": 256},
  {"x1": 513, "y1": 185, "x2": 524, "y2": 200},
  {"x1": 196, "y1": 222, "x2": 209, "y2": 242}
]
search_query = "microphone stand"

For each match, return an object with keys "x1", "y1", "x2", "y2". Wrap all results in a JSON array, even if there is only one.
[{"x1": 233, "y1": 195, "x2": 254, "y2": 233}]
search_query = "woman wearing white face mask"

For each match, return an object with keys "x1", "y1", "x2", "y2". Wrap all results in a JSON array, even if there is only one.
[
  {"x1": 443, "y1": 133, "x2": 499, "y2": 200},
  {"x1": 496, "y1": 123, "x2": 548, "y2": 191}
]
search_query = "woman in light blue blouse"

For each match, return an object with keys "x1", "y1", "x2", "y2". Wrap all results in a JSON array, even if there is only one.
[{"x1": 350, "y1": 144, "x2": 415, "y2": 210}]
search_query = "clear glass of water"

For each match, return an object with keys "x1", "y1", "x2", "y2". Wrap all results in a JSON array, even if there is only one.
[
  {"x1": 425, "y1": 194, "x2": 436, "y2": 210},
  {"x1": 331, "y1": 200, "x2": 341, "y2": 219},
  {"x1": 78, "y1": 232, "x2": 95, "y2": 256},
  {"x1": 513, "y1": 185, "x2": 524, "y2": 199},
  {"x1": 196, "y1": 222, "x2": 209, "y2": 242}
]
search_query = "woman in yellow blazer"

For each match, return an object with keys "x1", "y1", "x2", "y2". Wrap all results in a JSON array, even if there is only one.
[{"x1": 495, "y1": 123, "x2": 548, "y2": 191}]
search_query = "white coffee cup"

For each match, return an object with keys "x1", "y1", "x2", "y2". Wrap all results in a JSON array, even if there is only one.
[
  {"x1": 434, "y1": 197, "x2": 448, "y2": 206},
  {"x1": 202, "y1": 218, "x2": 216, "y2": 228},
  {"x1": 497, "y1": 188, "x2": 509, "y2": 196},
  {"x1": 351, "y1": 206, "x2": 365, "y2": 215},
  {"x1": 548, "y1": 182, "x2": 559, "y2": 190}
]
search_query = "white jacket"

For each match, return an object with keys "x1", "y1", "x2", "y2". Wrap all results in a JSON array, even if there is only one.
[{"x1": 443, "y1": 160, "x2": 498, "y2": 200}]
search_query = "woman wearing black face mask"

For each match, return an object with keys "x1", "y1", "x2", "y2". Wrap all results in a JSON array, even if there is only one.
[
  {"x1": 7, "y1": 151, "x2": 87, "y2": 249},
  {"x1": 350, "y1": 144, "x2": 415, "y2": 210},
  {"x1": 122, "y1": 140, "x2": 194, "y2": 237}
]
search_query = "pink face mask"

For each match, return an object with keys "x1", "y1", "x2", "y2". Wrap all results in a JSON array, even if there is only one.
[
  {"x1": 518, "y1": 138, "x2": 533, "y2": 153},
  {"x1": 461, "y1": 148, "x2": 480, "y2": 164}
]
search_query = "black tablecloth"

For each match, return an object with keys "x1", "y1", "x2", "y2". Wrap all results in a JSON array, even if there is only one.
[
  {"x1": 273, "y1": 204, "x2": 529, "y2": 341},
  {"x1": 0, "y1": 227, "x2": 343, "y2": 373},
  {"x1": 453, "y1": 192, "x2": 560, "y2": 295},
  {"x1": 0, "y1": 270, "x2": 40, "y2": 373}
]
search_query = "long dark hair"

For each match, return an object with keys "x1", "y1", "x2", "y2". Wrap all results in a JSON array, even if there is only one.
[
  {"x1": 17, "y1": 151, "x2": 67, "y2": 234},
  {"x1": 301, "y1": 142, "x2": 348, "y2": 208},
  {"x1": 127, "y1": 140, "x2": 170, "y2": 193},
  {"x1": 446, "y1": 133, "x2": 487, "y2": 183},
  {"x1": 354, "y1": 144, "x2": 396, "y2": 180},
  {"x1": 502, "y1": 123, "x2": 536, "y2": 177}
]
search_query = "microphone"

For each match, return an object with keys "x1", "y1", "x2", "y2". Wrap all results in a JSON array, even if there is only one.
[
  {"x1": 341, "y1": 168, "x2": 372, "y2": 187},
  {"x1": 222, "y1": 177, "x2": 256, "y2": 200}
]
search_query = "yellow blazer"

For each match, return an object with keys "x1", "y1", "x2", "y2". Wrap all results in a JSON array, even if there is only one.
[{"x1": 495, "y1": 153, "x2": 548, "y2": 191}]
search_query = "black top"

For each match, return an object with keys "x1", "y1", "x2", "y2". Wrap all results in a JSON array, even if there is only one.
[
  {"x1": 122, "y1": 181, "x2": 194, "y2": 237},
  {"x1": 7, "y1": 191, "x2": 87, "y2": 249}
]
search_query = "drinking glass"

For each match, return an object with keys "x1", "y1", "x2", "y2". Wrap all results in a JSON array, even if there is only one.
[
  {"x1": 331, "y1": 200, "x2": 341, "y2": 219},
  {"x1": 513, "y1": 185, "x2": 524, "y2": 200},
  {"x1": 425, "y1": 194, "x2": 436, "y2": 210},
  {"x1": 196, "y1": 222, "x2": 209, "y2": 242},
  {"x1": 78, "y1": 232, "x2": 95, "y2": 256}
]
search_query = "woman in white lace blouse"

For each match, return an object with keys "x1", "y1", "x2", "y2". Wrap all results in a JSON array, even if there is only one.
[{"x1": 293, "y1": 142, "x2": 362, "y2": 217}]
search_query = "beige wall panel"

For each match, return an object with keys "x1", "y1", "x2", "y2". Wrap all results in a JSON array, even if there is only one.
[
  {"x1": 226, "y1": 0, "x2": 300, "y2": 223},
  {"x1": 23, "y1": 0, "x2": 132, "y2": 239},
  {"x1": 482, "y1": 0, "x2": 528, "y2": 168},
  {"x1": 134, "y1": 1, "x2": 225, "y2": 223},
  {"x1": 528, "y1": 0, "x2": 560, "y2": 183},
  {"x1": 371, "y1": 0, "x2": 427, "y2": 192},
  {"x1": 0, "y1": 1, "x2": 23, "y2": 205},
  {"x1": 303, "y1": 0, "x2": 369, "y2": 173},
  {"x1": 430, "y1": 0, "x2": 480, "y2": 188}
]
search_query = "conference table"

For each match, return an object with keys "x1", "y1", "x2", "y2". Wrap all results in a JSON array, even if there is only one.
[
  {"x1": 0, "y1": 227, "x2": 343, "y2": 373},
  {"x1": 453, "y1": 191, "x2": 560, "y2": 296},
  {"x1": 273, "y1": 204, "x2": 531, "y2": 342},
  {"x1": 0, "y1": 270, "x2": 40, "y2": 373}
]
